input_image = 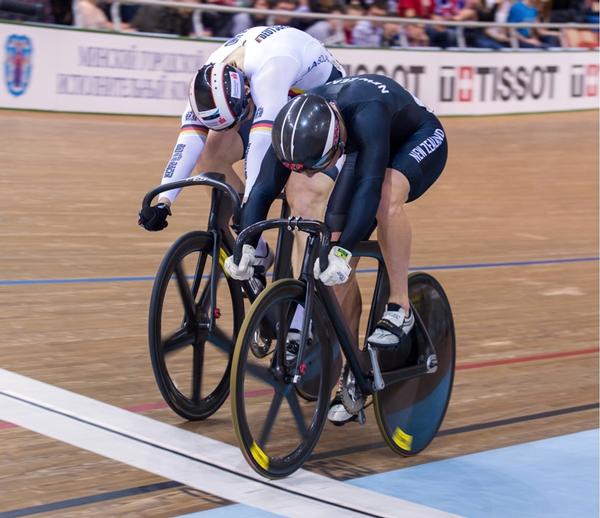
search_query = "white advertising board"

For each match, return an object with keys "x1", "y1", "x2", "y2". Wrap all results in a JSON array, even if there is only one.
[
  {"x1": 1, "y1": 21, "x2": 598, "y2": 116},
  {"x1": 1, "y1": 23, "x2": 220, "y2": 115},
  {"x1": 334, "y1": 47, "x2": 599, "y2": 115}
]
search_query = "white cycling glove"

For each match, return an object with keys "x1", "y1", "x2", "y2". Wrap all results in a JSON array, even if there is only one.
[
  {"x1": 313, "y1": 246, "x2": 352, "y2": 286},
  {"x1": 224, "y1": 245, "x2": 257, "y2": 280}
]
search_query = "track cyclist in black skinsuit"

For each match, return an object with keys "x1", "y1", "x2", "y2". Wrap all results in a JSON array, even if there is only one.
[{"x1": 239, "y1": 74, "x2": 448, "y2": 424}]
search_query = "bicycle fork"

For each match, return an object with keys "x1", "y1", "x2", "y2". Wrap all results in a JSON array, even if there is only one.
[{"x1": 290, "y1": 235, "x2": 319, "y2": 383}]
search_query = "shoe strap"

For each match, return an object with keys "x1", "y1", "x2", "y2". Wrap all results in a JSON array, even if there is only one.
[{"x1": 374, "y1": 318, "x2": 405, "y2": 339}]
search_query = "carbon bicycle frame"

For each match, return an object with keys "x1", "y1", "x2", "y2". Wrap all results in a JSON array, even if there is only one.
[
  {"x1": 141, "y1": 172, "x2": 295, "y2": 321},
  {"x1": 234, "y1": 217, "x2": 440, "y2": 396}
]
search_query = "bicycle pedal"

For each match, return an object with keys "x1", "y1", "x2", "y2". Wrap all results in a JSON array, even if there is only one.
[{"x1": 368, "y1": 334, "x2": 408, "y2": 352}]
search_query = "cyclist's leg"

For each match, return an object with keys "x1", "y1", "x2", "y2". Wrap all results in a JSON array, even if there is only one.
[
  {"x1": 197, "y1": 128, "x2": 245, "y2": 193},
  {"x1": 327, "y1": 257, "x2": 363, "y2": 425},
  {"x1": 376, "y1": 170, "x2": 412, "y2": 311},
  {"x1": 285, "y1": 172, "x2": 335, "y2": 274},
  {"x1": 370, "y1": 122, "x2": 448, "y2": 346},
  {"x1": 284, "y1": 172, "x2": 335, "y2": 354},
  {"x1": 332, "y1": 256, "x2": 361, "y2": 342}
]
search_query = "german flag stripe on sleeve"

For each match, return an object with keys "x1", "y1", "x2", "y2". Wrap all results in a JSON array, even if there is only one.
[
  {"x1": 179, "y1": 125, "x2": 208, "y2": 138},
  {"x1": 251, "y1": 121, "x2": 273, "y2": 134},
  {"x1": 288, "y1": 87, "x2": 305, "y2": 97}
]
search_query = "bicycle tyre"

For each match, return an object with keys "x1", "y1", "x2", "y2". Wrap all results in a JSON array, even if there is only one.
[
  {"x1": 149, "y1": 231, "x2": 244, "y2": 420},
  {"x1": 231, "y1": 279, "x2": 332, "y2": 479},
  {"x1": 373, "y1": 272, "x2": 456, "y2": 456}
]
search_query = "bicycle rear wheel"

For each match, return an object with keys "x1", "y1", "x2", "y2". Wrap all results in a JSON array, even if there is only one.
[
  {"x1": 231, "y1": 279, "x2": 332, "y2": 479},
  {"x1": 149, "y1": 231, "x2": 243, "y2": 420},
  {"x1": 373, "y1": 272, "x2": 455, "y2": 456}
]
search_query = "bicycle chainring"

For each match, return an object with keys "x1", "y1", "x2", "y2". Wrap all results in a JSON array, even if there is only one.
[
  {"x1": 250, "y1": 330, "x2": 272, "y2": 358},
  {"x1": 341, "y1": 370, "x2": 366, "y2": 414}
]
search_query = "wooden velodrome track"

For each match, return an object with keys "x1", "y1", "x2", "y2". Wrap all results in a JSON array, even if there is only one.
[{"x1": 0, "y1": 108, "x2": 598, "y2": 516}]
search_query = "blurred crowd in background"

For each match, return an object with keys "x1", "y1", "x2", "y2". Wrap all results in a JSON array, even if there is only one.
[{"x1": 1, "y1": 0, "x2": 598, "y2": 48}]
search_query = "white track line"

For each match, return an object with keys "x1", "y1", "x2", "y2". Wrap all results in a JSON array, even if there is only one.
[{"x1": 0, "y1": 368, "x2": 459, "y2": 517}]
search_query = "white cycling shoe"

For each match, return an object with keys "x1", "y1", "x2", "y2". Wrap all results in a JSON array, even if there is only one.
[
  {"x1": 327, "y1": 396, "x2": 360, "y2": 425},
  {"x1": 367, "y1": 306, "x2": 415, "y2": 348}
]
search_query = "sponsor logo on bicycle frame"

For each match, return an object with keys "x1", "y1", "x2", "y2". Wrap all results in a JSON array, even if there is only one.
[{"x1": 4, "y1": 34, "x2": 33, "y2": 97}]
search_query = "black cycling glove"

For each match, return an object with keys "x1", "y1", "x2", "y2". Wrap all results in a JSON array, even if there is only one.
[{"x1": 138, "y1": 203, "x2": 171, "y2": 231}]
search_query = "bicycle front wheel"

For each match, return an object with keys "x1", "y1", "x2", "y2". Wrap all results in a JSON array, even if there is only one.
[
  {"x1": 231, "y1": 279, "x2": 332, "y2": 479},
  {"x1": 373, "y1": 272, "x2": 455, "y2": 456},
  {"x1": 149, "y1": 231, "x2": 243, "y2": 421}
]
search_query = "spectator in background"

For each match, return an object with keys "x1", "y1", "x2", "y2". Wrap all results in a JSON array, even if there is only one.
[
  {"x1": 305, "y1": 2, "x2": 347, "y2": 44},
  {"x1": 0, "y1": 0, "x2": 53, "y2": 22},
  {"x1": 129, "y1": 0, "x2": 193, "y2": 35},
  {"x1": 382, "y1": 21, "x2": 404, "y2": 45},
  {"x1": 396, "y1": 0, "x2": 432, "y2": 47},
  {"x1": 304, "y1": 0, "x2": 338, "y2": 33},
  {"x1": 51, "y1": 0, "x2": 73, "y2": 24},
  {"x1": 229, "y1": 0, "x2": 269, "y2": 34},
  {"x1": 403, "y1": 20, "x2": 431, "y2": 45},
  {"x1": 426, "y1": 0, "x2": 461, "y2": 47},
  {"x1": 549, "y1": 0, "x2": 585, "y2": 21},
  {"x1": 305, "y1": 0, "x2": 364, "y2": 45},
  {"x1": 201, "y1": 0, "x2": 235, "y2": 37},
  {"x1": 129, "y1": 5, "x2": 193, "y2": 36},
  {"x1": 507, "y1": 0, "x2": 561, "y2": 47},
  {"x1": 452, "y1": 0, "x2": 487, "y2": 46},
  {"x1": 74, "y1": 0, "x2": 112, "y2": 28},
  {"x1": 479, "y1": 0, "x2": 511, "y2": 48},
  {"x1": 99, "y1": 0, "x2": 138, "y2": 27},
  {"x1": 267, "y1": 0, "x2": 306, "y2": 29},
  {"x1": 340, "y1": 1, "x2": 364, "y2": 44},
  {"x1": 398, "y1": 0, "x2": 435, "y2": 18},
  {"x1": 352, "y1": 0, "x2": 388, "y2": 46},
  {"x1": 583, "y1": 0, "x2": 599, "y2": 23}
]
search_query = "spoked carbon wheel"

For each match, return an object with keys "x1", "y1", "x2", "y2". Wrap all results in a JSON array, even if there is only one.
[
  {"x1": 149, "y1": 231, "x2": 243, "y2": 420},
  {"x1": 231, "y1": 279, "x2": 332, "y2": 479},
  {"x1": 373, "y1": 272, "x2": 455, "y2": 456}
]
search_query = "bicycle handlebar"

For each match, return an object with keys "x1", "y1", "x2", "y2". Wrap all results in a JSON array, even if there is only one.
[
  {"x1": 141, "y1": 172, "x2": 242, "y2": 223},
  {"x1": 234, "y1": 217, "x2": 332, "y2": 271}
]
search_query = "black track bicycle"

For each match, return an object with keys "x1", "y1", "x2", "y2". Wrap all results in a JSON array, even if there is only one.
[
  {"x1": 229, "y1": 217, "x2": 455, "y2": 478},
  {"x1": 140, "y1": 173, "x2": 294, "y2": 420}
]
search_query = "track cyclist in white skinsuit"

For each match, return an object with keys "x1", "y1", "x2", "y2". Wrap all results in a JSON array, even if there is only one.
[{"x1": 139, "y1": 26, "x2": 346, "y2": 284}]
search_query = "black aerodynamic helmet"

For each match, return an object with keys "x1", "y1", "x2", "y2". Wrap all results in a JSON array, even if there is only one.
[
  {"x1": 272, "y1": 93, "x2": 344, "y2": 172},
  {"x1": 189, "y1": 63, "x2": 250, "y2": 131}
]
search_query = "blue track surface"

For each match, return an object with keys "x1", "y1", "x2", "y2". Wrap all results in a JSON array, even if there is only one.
[{"x1": 184, "y1": 429, "x2": 599, "y2": 518}]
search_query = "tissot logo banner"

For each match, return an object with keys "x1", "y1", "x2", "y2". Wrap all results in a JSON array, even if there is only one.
[
  {"x1": 439, "y1": 65, "x2": 559, "y2": 103},
  {"x1": 4, "y1": 34, "x2": 33, "y2": 97},
  {"x1": 571, "y1": 64, "x2": 599, "y2": 97},
  {"x1": 332, "y1": 46, "x2": 598, "y2": 115}
]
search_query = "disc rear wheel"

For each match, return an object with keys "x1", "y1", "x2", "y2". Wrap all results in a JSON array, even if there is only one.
[{"x1": 373, "y1": 272, "x2": 455, "y2": 455}]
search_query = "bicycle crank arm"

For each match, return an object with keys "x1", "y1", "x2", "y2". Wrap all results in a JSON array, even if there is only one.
[{"x1": 367, "y1": 345, "x2": 385, "y2": 392}]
